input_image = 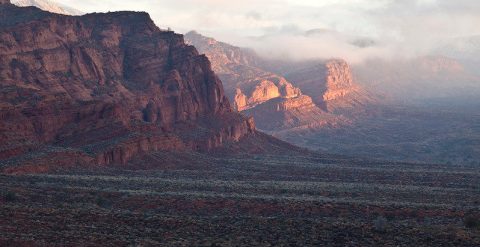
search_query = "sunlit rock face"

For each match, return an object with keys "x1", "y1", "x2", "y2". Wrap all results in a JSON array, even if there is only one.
[
  {"x1": 184, "y1": 31, "x2": 337, "y2": 132},
  {"x1": 233, "y1": 76, "x2": 302, "y2": 111},
  {"x1": 185, "y1": 30, "x2": 302, "y2": 111},
  {"x1": 284, "y1": 59, "x2": 374, "y2": 113},
  {"x1": 323, "y1": 60, "x2": 354, "y2": 101}
]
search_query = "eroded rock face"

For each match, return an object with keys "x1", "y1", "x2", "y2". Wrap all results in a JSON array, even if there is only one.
[
  {"x1": 184, "y1": 31, "x2": 330, "y2": 132},
  {"x1": 185, "y1": 31, "x2": 260, "y2": 73},
  {"x1": 243, "y1": 95, "x2": 343, "y2": 131},
  {"x1": 323, "y1": 60, "x2": 354, "y2": 100},
  {"x1": 185, "y1": 31, "x2": 303, "y2": 111},
  {"x1": 232, "y1": 76, "x2": 302, "y2": 111},
  {"x1": 285, "y1": 59, "x2": 373, "y2": 112},
  {"x1": 0, "y1": 4, "x2": 255, "y2": 168}
]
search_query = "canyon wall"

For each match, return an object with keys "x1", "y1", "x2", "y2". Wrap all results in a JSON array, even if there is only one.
[{"x1": 0, "y1": 4, "x2": 255, "y2": 168}]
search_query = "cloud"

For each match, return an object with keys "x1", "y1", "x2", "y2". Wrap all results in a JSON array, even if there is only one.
[{"x1": 54, "y1": 0, "x2": 480, "y2": 63}]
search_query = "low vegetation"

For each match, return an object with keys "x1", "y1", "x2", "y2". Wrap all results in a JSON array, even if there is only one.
[{"x1": 0, "y1": 153, "x2": 479, "y2": 246}]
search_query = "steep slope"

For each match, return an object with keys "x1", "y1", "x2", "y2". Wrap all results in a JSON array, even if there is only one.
[
  {"x1": 12, "y1": 0, "x2": 83, "y2": 15},
  {"x1": 185, "y1": 31, "x2": 338, "y2": 132},
  {"x1": 0, "y1": 2, "x2": 258, "y2": 171},
  {"x1": 285, "y1": 59, "x2": 376, "y2": 113}
]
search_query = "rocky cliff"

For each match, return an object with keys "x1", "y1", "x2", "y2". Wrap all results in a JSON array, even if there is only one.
[
  {"x1": 0, "y1": 3, "x2": 256, "y2": 171},
  {"x1": 185, "y1": 31, "x2": 260, "y2": 74},
  {"x1": 185, "y1": 31, "x2": 302, "y2": 111},
  {"x1": 285, "y1": 59, "x2": 374, "y2": 112},
  {"x1": 185, "y1": 31, "x2": 333, "y2": 132}
]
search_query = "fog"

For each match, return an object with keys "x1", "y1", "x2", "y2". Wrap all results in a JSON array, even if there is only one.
[{"x1": 51, "y1": 0, "x2": 480, "y2": 64}]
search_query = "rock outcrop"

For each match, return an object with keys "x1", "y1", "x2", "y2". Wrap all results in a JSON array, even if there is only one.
[
  {"x1": 285, "y1": 59, "x2": 373, "y2": 112},
  {"x1": 185, "y1": 31, "x2": 302, "y2": 111},
  {"x1": 185, "y1": 31, "x2": 332, "y2": 132},
  {"x1": 0, "y1": 4, "x2": 255, "y2": 169},
  {"x1": 243, "y1": 95, "x2": 342, "y2": 132},
  {"x1": 231, "y1": 73, "x2": 302, "y2": 111},
  {"x1": 185, "y1": 31, "x2": 260, "y2": 73}
]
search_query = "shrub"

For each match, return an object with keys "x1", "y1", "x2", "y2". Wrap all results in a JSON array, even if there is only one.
[
  {"x1": 374, "y1": 216, "x2": 388, "y2": 233},
  {"x1": 4, "y1": 191, "x2": 16, "y2": 202},
  {"x1": 464, "y1": 215, "x2": 480, "y2": 229},
  {"x1": 96, "y1": 196, "x2": 112, "y2": 209}
]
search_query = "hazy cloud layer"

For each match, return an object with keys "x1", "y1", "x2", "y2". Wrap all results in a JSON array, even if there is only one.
[{"x1": 55, "y1": 0, "x2": 480, "y2": 63}]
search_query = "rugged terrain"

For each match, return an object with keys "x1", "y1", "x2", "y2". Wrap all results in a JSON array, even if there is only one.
[
  {"x1": 186, "y1": 31, "x2": 480, "y2": 165},
  {"x1": 0, "y1": 2, "x2": 479, "y2": 246},
  {"x1": 283, "y1": 59, "x2": 376, "y2": 113},
  {"x1": 185, "y1": 31, "x2": 374, "y2": 114},
  {"x1": 0, "y1": 2, "x2": 259, "y2": 172},
  {"x1": 185, "y1": 31, "x2": 349, "y2": 132}
]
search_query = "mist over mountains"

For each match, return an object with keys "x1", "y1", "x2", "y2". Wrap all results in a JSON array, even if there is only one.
[
  {"x1": 1, "y1": 1, "x2": 479, "y2": 246},
  {"x1": 12, "y1": 0, "x2": 82, "y2": 15}
]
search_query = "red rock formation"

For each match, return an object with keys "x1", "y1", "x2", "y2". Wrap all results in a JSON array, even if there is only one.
[
  {"x1": 285, "y1": 59, "x2": 374, "y2": 112},
  {"x1": 185, "y1": 31, "x2": 303, "y2": 111},
  {"x1": 244, "y1": 95, "x2": 342, "y2": 132},
  {"x1": 0, "y1": 4, "x2": 255, "y2": 169},
  {"x1": 185, "y1": 31, "x2": 260, "y2": 73},
  {"x1": 184, "y1": 31, "x2": 332, "y2": 133}
]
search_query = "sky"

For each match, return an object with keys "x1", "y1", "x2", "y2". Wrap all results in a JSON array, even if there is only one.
[{"x1": 54, "y1": 0, "x2": 480, "y2": 63}]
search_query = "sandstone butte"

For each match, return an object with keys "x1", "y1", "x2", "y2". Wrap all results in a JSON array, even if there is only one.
[{"x1": 0, "y1": 1, "x2": 269, "y2": 173}]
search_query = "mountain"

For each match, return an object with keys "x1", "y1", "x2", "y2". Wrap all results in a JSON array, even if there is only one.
[
  {"x1": 283, "y1": 59, "x2": 375, "y2": 113},
  {"x1": 12, "y1": 0, "x2": 83, "y2": 15},
  {"x1": 185, "y1": 31, "x2": 352, "y2": 132},
  {"x1": 0, "y1": 2, "x2": 281, "y2": 173}
]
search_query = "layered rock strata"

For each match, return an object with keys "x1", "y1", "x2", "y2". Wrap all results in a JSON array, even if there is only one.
[{"x1": 0, "y1": 4, "x2": 255, "y2": 169}]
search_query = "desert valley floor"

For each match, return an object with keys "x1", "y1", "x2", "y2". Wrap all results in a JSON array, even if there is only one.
[{"x1": 1, "y1": 151, "x2": 479, "y2": 246}]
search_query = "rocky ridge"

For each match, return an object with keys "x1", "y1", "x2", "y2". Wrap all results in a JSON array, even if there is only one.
[
  {"x1": 185, "y1": 31, "x2": 302, "y2": 112},
  {"x1": 285, "y1": 60, "x2": 374, "y2": 112},
  {"x1": 0, "y1": 3, "x2": 257, "y2": 172},
  {"x1": 185, "y1": 31, "x2": 366, "y2": 132}
]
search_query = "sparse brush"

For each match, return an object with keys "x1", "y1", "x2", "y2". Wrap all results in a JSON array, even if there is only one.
[
  {"x1": 464, "y1": 215, "x2": 480, "y2": 229},
  {"x1": 4, "y1": 191, "x2": 16, "y2": 202},
  {"x1": 96, "y1": 196, "x2": 112, "y2": 209},
  {"x1": 373, "y1": 216, "x2": 388, "y2": 233}
]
